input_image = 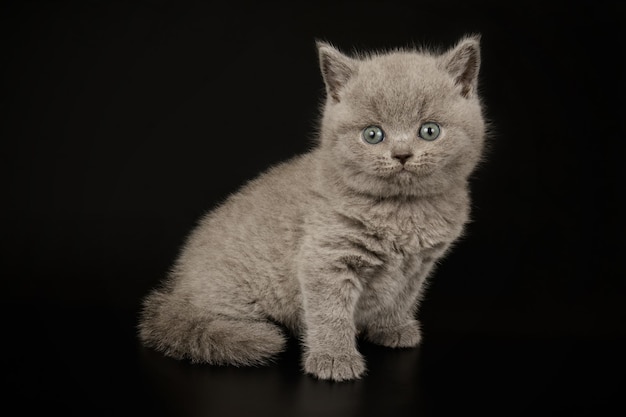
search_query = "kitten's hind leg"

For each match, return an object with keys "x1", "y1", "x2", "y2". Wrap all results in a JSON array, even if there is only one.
[
  {"x1": 365, "y1": 317, "x2": 422, "y2": 348},
  {"x1": 138, "y1": 289, "x2": 286, "y2": 366}
]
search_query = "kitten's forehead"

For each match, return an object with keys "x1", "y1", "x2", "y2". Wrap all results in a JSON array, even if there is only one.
[{"x1": 346, "y1": 52, "x2": 453, "y2": 123}]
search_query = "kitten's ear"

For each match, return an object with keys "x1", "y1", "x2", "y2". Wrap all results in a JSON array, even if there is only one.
[
  {"x1": 316, "y1": 41, "x2": 357, "y2": 103},
  {"x1": 441, "y1": 35, "x2": 481, "y2": 98}
]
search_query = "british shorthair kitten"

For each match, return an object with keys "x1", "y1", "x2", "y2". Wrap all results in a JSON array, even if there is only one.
[{"x1": 139, "y1": 35, "x2": 487, "y2": 381}]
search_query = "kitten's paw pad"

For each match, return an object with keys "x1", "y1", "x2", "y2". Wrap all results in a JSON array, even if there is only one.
[
  {"x1": 367, "y1": 320, "x2": 422, "y2": 348},
  {"x1": 304, "y1": 351, "x2": 366, "y2": 381}
]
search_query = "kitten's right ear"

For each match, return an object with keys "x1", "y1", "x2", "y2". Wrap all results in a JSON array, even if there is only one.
[{"x1": 316, "y1": 41, "x2": 357, "y2": 103}]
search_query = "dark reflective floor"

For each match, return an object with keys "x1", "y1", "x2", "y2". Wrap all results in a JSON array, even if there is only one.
[{"x1": 6, "y1": 305, "x2": 624, "y2": 417}]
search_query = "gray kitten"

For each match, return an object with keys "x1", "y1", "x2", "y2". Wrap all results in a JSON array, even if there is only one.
[{"x1": 139, "y1": 35, "x2": 487, "y2": 381}]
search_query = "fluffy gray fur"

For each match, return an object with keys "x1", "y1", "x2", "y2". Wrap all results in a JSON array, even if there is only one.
[{"x1": 138, "y1": 35, "x2": 487, "y2": 381}]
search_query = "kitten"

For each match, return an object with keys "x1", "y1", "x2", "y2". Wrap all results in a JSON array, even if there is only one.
[{"x1": 138, "y1": 35, "x2": 487, "y2": 381}]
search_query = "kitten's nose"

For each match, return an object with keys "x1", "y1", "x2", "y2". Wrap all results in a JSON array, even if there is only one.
[{"x1": 393, "y1": 153, "x2": 413, "y2": 164}]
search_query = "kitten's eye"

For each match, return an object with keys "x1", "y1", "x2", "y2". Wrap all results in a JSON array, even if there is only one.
[
  {"x1": 362, "y1": 126, "x2": 385, "y2": 144},
  {"x1": 419, "y1": 122, "x2": 441, "y2": 141}
]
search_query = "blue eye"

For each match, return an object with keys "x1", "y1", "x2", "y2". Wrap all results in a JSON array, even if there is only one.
[
  {"x1": 362, "y1": 126, "x2": 385, "y2": 144},
  {"x1": 419, "y1": 122, "x2": 441, "y2": 141}
]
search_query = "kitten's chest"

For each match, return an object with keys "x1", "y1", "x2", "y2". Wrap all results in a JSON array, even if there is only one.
[
  {"x1": 311, "y1": 192, "x2": 469, "y2": 278},
  {"x1": 348, "y1": 202, "x2": 466, "y2": 309},
  {"x1": 371, "y1": 200, "x2": 466, "y2": 257}
]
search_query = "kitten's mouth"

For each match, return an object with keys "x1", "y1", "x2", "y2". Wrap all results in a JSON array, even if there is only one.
[
  {"x1": 374, "y1": 162, "x2": 437, "y2": 182},
  {"x1": 398, "y1": 163, "x2": 436, "y2": 178}
]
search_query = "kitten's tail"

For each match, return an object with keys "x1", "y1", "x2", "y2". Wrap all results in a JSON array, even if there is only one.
[{"x1": 138, "y1": 289, "x2": 286, "y2": 366}]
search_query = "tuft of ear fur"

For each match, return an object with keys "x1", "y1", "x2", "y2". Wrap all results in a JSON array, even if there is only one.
[
  {"x1": 441, "y1": 35, "x2": 481, "y2": 98},
  {"x1": 316, "y1": 41, "x2": 358, "y2": 103}
]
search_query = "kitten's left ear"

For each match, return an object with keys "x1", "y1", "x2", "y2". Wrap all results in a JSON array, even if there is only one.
[
  {"x1": 441, "y1": 35, "x2": 481, "y2": 98},
  {"x1": 316, "y1": 41, "x2": 358, "y2": 103}
]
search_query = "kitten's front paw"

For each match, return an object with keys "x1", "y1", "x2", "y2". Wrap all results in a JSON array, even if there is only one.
[
  {"x1": 367, "y1": 320, "x2": 422, "y2": 348},
  {"x1": 304, "y1": 350, "x2": 366, "y2": 381}
]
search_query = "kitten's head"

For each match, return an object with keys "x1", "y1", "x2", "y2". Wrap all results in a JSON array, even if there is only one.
[{"x1": 316, "y1": 36, "x2": 486, "y2": 198}]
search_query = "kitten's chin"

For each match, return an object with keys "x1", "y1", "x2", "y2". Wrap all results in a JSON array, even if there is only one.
[
  {"x1": 332, "y1": 160, "x2": 449, "y2": 198},
  {"x1": 402, "y1": 162, "x2": 439, "y2": 178},
  {"x1": 343, "y1": 168, "x2": 444, "y2": 199},
  {"x1": 388, "y1": 168, "x2": 434, "y2": 191},
  {"x1": 382, "y1": 163, "x2": 437, "y2": 184}
]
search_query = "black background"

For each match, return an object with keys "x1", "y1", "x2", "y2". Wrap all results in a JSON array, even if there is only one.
[{"x1": 2, "y1": 1, "x2": 625, "y2": 416}]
